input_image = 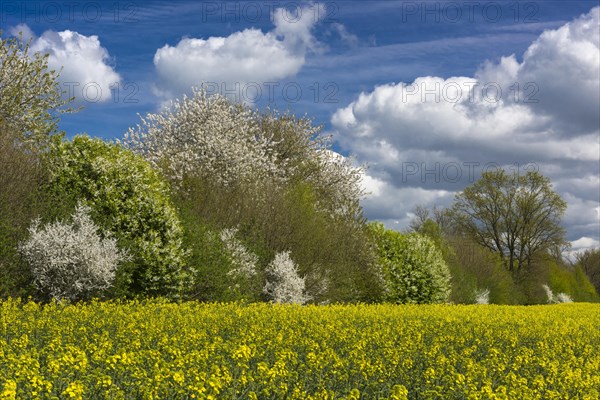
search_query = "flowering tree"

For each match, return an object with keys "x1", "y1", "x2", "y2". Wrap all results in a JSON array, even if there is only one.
[
  {"x1": 264, "y1": 251, "x2": 309, "y2": 304},
  {"x1": 121, "y1": 90, "x2": 365, "y2": 216},
  {"x1": 369, "y1": 223, "x2": 451, "y2": 304},
  {"x1": 19, "y1": 203, "x2": 126, "y2": 301},
  {"x1": 257, "y1": 112, "x2": 365, "y2": 219},
  {"x1": 49, "y1": 135, "x2": 189, "y2": 298},
  {"x1": 121, "y1": 88, "x2": 281, "y2": 187},
  {"x1": 122, "y1": 89, "x2": 377, "y2": 302},
  {"x1": 0, "y1": 32, "x2": 75, "y2": 139}
]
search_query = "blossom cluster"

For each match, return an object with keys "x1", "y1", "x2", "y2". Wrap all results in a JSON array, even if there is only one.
[{"x1": 18, "y1": 204, "x2": 126, "y2": 301}]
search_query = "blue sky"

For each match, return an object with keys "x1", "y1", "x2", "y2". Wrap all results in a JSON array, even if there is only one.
[{"x1": 1, "y1": 1, "x2": 599, "y2": 252}]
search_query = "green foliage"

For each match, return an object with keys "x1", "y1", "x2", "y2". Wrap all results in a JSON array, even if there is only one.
[
  {"x1": 453, "y1": 169, "x2": 567, "y2": 272},
  {"x1": 175, "y1": 175, "x2": 383, "y2": 303},
  {"x1": 548, "y1": 261, "x2": 599, "y2": 303},
  {"x1": 368, "y1": 222, "x2": 451, "y2": 304},
  {"x1": 0, "y1": 123, "x2": 64, "y2": 298},
  {"x1": 445, "y1": 237, "x2": 524, "y2": 304},
  {"x1": 47, "y1": 135, "x2": 189, "y2": 299},
  {"x1": 576, "y1": 248, "x2": 600, "y2": 296}
]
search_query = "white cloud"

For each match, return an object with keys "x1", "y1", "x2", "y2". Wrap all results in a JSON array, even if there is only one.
[
  {"x1": 330, "y1": 23, "x2": 359, "y2": 47},
  {"x1": 17, "y1": 26, "x2": 121, "y2": 103},
  {"x1": 153, "y1": 3, "x2": 328, "y2": 100},
  {"x1": 9, "y1": 23, "x2": 34, "y2": 42},
  {"x1": 331, "y1": 7, "x2": 600, "y2": 244}
]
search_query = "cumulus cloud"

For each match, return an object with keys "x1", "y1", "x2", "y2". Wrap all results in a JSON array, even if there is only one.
[
  {"x1": 332, "y1": 7, "x2": 600, "y2": 250},
  {"x1": 12, "y1": 25, "x2": 121, "y2": 103},
  {"x1": 153, "y1": 3, "x2": 328, "y2": 100}
]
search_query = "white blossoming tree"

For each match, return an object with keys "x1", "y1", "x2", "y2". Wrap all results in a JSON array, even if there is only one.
[
  {"x1": 220, "y1": 228, "x2": 258, "y2": 279},
  {"x1": 0, "y1": 32, "x2": 76, "y2": 139},
  {"x1": 264, "y1": 251, "x2": 309, "y2": 304},
  {"x1": 121, "y1": 88, "x2": 281, "y2": 187},
  {"x1": 19, "y1": 203, "x2": 126, "y2": 301},
  {"x1": 121, "y1": 89, "x2": 380, "y2": 302},
  {"x1": 542, "y1": 284, "x2": 574, "y2": 304},
  {"x1": 121, "y1": 90, "x2": 366, "y2": 217}
]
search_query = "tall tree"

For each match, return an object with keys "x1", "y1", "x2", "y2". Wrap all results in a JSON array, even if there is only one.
[{"x1": 453, "y1": 169, "x2": 567, "y2": 272}]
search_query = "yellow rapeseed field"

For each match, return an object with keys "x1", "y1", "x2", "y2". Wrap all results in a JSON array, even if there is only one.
[{"x1": 0, "y1": 299, "x2": 598, "y2": 399}]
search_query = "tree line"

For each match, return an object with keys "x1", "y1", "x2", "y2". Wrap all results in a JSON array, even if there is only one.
[{"x1": 1, "y1": 32, "x2": 597, "y2": 304}]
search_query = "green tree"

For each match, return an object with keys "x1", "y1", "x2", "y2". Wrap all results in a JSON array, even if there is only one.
[
  {"x1": 48, "y1": 135, "x2": 189, "y2": 298},
  {"x1": 453, "y1": 169, "x2": 567, "y2": 273},
  {"x1": 368, "y1": 222, "x2": 451, "y2": 304},
  {"x1": 575, "y1": 248, "x2": 600, "y2": 297},
  {"x1": 0, "y1": 32, "x2": 75, "y2": 140},
  {"x1": 0, "y1": 123, "x2": 48, "y2": 297}
]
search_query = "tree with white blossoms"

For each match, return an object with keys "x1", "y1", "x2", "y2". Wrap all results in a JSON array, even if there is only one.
[
  {"x1": 121, "y1": 89, "x2": 366, "y2": 218},
  {"x1": 18, "y1": 203, "x2": 127, "y2": 301},
  {"x1": 121, "y1": 88, "x2": 281, "y2": 188},
  {"x1": 264, "y1": 251, "x2": 309, "y2": 304},
  {"x1": 0, "y1": 31, "x2": 76, "y2": 140},
  {"x1": 218, "y1": 227, "x2": 260, "y2": 299},
  {"x1": 122, "y1": 88, "x2": 381, "y2": 302},
  {"x1": 256, "y1": 112, "x2": 366, "y2": 219},
  {"x1": 220, "y1": 228, "x2": 258, "y2": 279}
]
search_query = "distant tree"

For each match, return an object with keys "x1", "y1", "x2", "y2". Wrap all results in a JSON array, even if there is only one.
[
  {"x1": 409, "y1": 205, "x2": 456, "y2": 237},
  {"x1": 0, "y1": 31, "x2": 76, "y2": 140},
  {"x1": 575, "y1": 248, "x2": 600, "y2": 296},
  {"x1": 453, "y1": 169, "x2": 567, "y2": 272}
]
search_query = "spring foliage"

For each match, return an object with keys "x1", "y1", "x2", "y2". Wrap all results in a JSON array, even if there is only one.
[
  {"x1": 0, "y1": 32, "x2": 75, "y2": 139},
  {"x1": 48, "y1": 136, "x2": 189, "y2": 298},
  {"x1": 121, "y1": 89, "x2": 365, "y2": 218},
  {"x1": 18, "y1": 204, "x2": 126, "y2": 301},
  {"x1": 369, "y1": 223, "x2": 451, "y2": 304}
]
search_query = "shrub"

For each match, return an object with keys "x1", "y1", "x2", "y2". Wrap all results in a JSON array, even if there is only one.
[
  {"x1": 18, "y1": 204, "x2": 126, "y2": 301},
  {"x1": 369, "y1": 223, "x2": 451, "y2": 304},
  {"x1": 264, "y1": 252, "x2": 308, "y2": 304},
  {"x1": 48, "y1": 135, "x2": 189, "y2": 298},
  {"x1": 474, "y1": 288, "x2": 490, "y2": 304},
  {"x1": 542, "y1": 284, "x2": 573, "y2": 304}
]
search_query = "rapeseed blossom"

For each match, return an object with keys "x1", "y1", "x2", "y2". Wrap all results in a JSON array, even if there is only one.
[{"x1": 0, "y1": 299, "x2": 598, "y2": 399}]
